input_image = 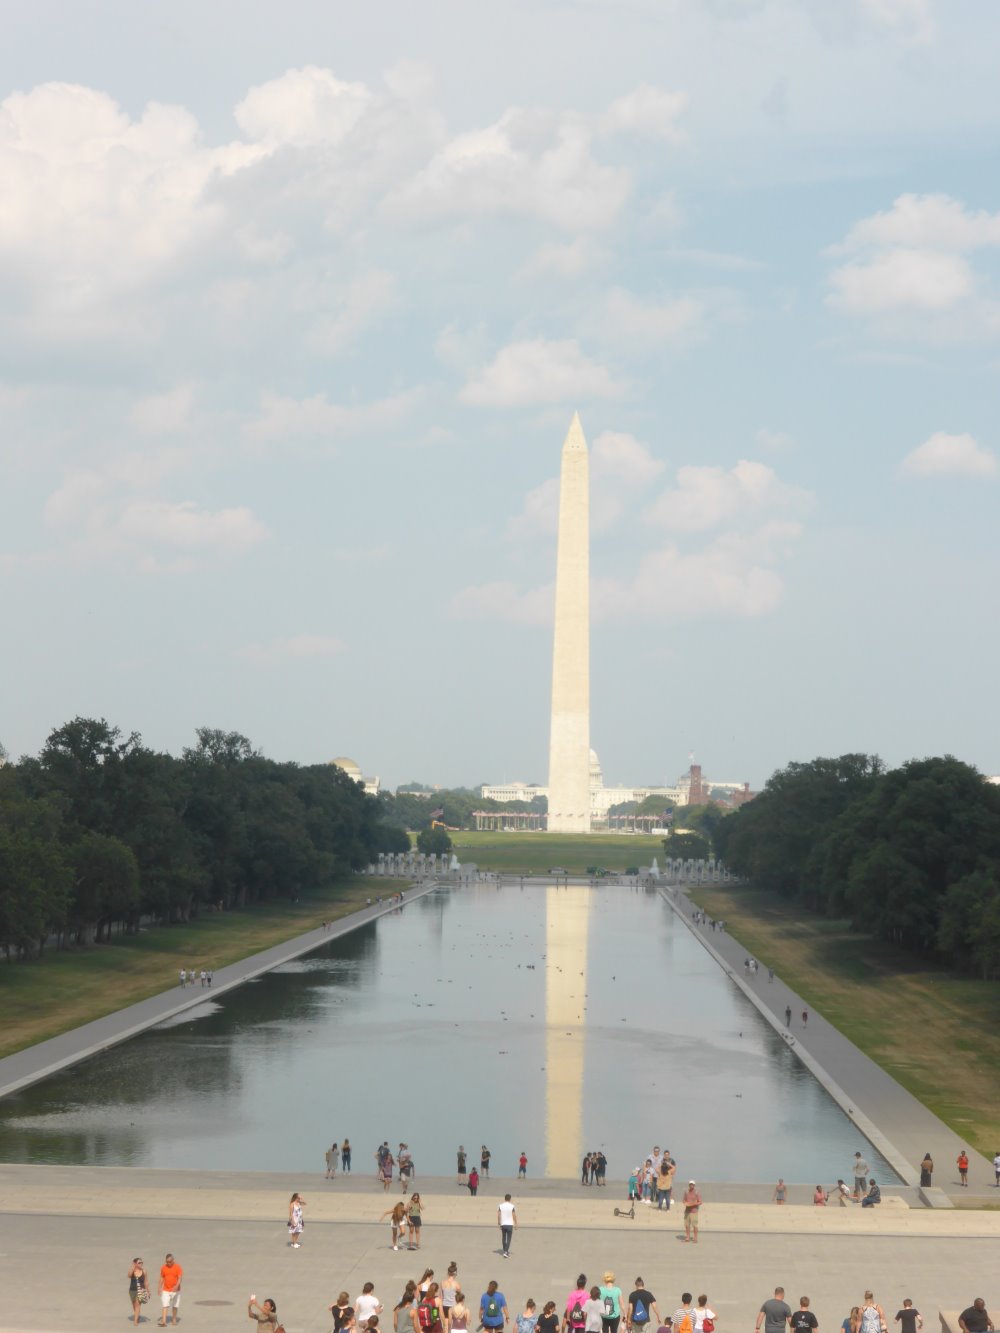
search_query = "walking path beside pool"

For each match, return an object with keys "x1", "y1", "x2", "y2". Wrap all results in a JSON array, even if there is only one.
[
  {"x1": 0, "y1": 880, "x2": 437, "y2": 1100},
  {"x1": 663, "y1": 883, "x2": 995, "y2": 1205}
]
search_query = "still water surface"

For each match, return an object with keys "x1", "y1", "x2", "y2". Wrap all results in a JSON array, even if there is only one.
[{"x1": 0, "y1": 883, "x2": 898, "y2": 1182}]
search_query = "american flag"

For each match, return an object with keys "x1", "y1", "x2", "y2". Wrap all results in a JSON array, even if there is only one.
[{"x1": 430, "y1": 807, "x2": 444, "y2": 818}]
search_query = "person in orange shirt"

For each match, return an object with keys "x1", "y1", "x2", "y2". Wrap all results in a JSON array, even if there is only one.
[
  {"x1": 957, "y1": 1151, "x2": 970, "y2": 1187},
  {"x1": 158, "y1": 1253, "x2": 183, "y2": 1327}
]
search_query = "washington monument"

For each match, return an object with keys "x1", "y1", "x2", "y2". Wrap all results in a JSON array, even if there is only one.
[{"x1": 547, "y1": 413, "x2": 591, "y2": 833}]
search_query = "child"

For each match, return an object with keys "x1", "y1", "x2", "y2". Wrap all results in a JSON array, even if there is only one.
[
  {"x1": 628, "y1": 1170, "x2": 640, "y2": 1202},
  {"x1": 467, "y1": 1168, "x2": 479, "y2": 1197},
  {"x1": 773, "y1": 1179, "x2": 787, "y2": 1205},
  {"x1": 518, "y1": 1153, "x2": 528, "y2": 1179},
  {"x1": 895, "y1": 1302, "x2": 922, "y2": 1333},
  {"x1": 516, "y1": 1301, "x2": 538, "y2": 1333}
]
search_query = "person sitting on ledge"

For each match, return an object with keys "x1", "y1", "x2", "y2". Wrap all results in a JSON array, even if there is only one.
[{"x1": 861, "y1": 1179, "x2": 881, "y2": 1207}]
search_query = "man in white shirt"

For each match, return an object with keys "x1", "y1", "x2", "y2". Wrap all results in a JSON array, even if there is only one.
[
  {"x1": 852, "y1": 1153, "x2": 870, "y2": 1199},
  {"x1": 993, "y1": 1152, "x2": 1000, "y2": 1187},
  {"x1": 497, "y1": 1195, "x2": 518, "y2": 1257}
]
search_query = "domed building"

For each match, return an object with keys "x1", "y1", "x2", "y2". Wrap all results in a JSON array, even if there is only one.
[{"x1": 329, "y1": 757, "x2": 380, "y2": 795}]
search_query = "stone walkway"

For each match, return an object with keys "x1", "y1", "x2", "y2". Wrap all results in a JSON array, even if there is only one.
[
  {"x1": 662, "y1": 884, "x2": 995, "y2": 1204},
  {"x1": 0, "y1": 881, "x2": 438, "y2": 1099}
]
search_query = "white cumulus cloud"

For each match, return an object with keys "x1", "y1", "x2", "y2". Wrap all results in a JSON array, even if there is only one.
[
  {"x1": 601, "y1": 86, "x2": 688, "y2": 141},
  {"x1": 828, "y1": 249, "x2": 973, "y2": 313},
  {"x1": 645, "y1": 460, "x2": 812, "y2": 533},
  {"x1": 460, "y1": 339, "x2": 621, "y2": 407},
  {"x1": 900, "y1": 432, "x2": 998, "y2": 478},
  {"x1": 117, "y1": 500, "x2": 269, "y2": 553}
]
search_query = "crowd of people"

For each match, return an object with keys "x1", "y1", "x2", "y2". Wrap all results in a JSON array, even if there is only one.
[{"x1": 177, "y1": 967, "x2": 213, "y2": 987}]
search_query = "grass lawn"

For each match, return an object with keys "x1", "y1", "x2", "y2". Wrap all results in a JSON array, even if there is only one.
[
  {"x1": 450, "y1": 829, "x2": 664, "y2": 875},
  {"x1": 0, "y1": 875, "x2": 376, "y2": 1060},
  {"x1": 689, "y1": 882, "x2": 1000, "y2": 1158}
]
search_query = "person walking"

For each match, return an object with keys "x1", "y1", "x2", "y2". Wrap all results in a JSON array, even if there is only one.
[
  {"x1": 400, "y1": 1145, "x2": 414, "y2": 1192},
  {"x1": 380, "y1": 1201, "x2": 408, "y2": 1251},
  {"x1": 790, "y1": 1300, "x2": 817, "y2": 1333},
  {"x1": 449, "y1": 1293, "x2": 470, "y2": 1333},
  {"x1": 627, "y1": 1278, "x2": 660, "y2": 1333},
  {"x1": 894, "y1": 1299, "x2": 922, "y2": 1333},
  {"x1": 395, "y1": 1294, "x2": 420, "y2": 1333},
  {"x1": 564, "y1": 1276, "x2": 590, "y2": 1333},
  {"x1": 755, "y1": 1289, "x2": 791, "y2": 1333},
  {"x1": 919, "y1": 1153, "x2": 934, "y2": 1187},
  {"x1": 957, "y1": 1150, "x2": 969, "y2": 1186},
  {"x1": 497, "y1": 1194, "x2": 517, "y2": 1257},
  {"x1": 333, "y1": 1292, "x2": 352, "y2": 1330},
  {"x1": 467, "y1": 1168, "x2": 480, "y2": 1197},
  {"x1": 441, "y1": 1264, "x2": 460, "y2": 1331},
  {"x1": 408, "y1": 1194, "x2": 424, "y2": 1250},
  {"x1": 480, "y1": 1282, "x2": 509, "y2": 1333},
  {"x1": 381, "y1": 1151, "x2": 395, "y2": 1192},
  {"x1": 538, "y1": 1303, "x2": 559, "y2": 1333},
  {"x1": 994, "y1": 1151, "x2": 1000, "y2": 1187},
  {"x1": 600, "y1": 1272, "x2": 625, "y2": 1333},
  {"x1": 784, "y1": 1007, "x2": 792, "y2": 1026},
  {"x1": 128, "y1": 1258, "x2": 150, "y2": 1325},
  {"x1": 842, "y1": 1310, "x2": 861, "y2": 1333},
  {"x1": 860, "y1": 1294, "x2": 886, "y2": 1333},
  {"x1": 682, "y1": 1181, "x2": 702, "y2": 1243},
  {"x1": 671, "y1": 1295, "x2": 696, "y2": 1333},
  {"x1": 694, "y1": 1296, "x2": 715, "y2": 1333},
  {"x1": 157, "y1": 1253, "x2": 183, "y2": 1328},
  {"x1": 583, "y1": 1288, "x2": 604, "y2": 1333},
  {"x1": 418, "y1": 1284, "x2": 445, "y2": 1333},
  {"x1": 342, "y1": 1138, "x2": 352, "y2": 1173},
  {"x1": 958, "y1": 1299, "x2": 994, "y2": 1333},
  {"x1": 287, "y1": 1192, "x2": 306, "y2": 1247},
  {"x1": 356, "y1": 1285, "x2": 384, "y2": 1328},
  {"x1": 248, "y1": 1296, "x2": 279, "y2": 1329},
  {"x1": 517, "y1": 1302, "x2": 539, "y2": 1333}
]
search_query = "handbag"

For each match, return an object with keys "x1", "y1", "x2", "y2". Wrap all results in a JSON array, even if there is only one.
[
  {"x1": 702, "y1": 1321, "x2": 713, "y2": 1331},
  {"x1": 139, "y1": 1288, "x2": 150, "y2": 1305}
]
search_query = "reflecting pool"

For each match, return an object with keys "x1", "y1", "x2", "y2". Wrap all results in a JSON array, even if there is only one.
[{"x1": 0, "y1": 883, "x2": 899, "y2": 1182}]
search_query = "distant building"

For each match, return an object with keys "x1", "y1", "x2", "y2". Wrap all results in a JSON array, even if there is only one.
[{"x1": 329, "y1": 756, "x2": 380, "y2": 796}]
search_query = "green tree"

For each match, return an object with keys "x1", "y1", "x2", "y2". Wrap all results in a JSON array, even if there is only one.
[
  {"x1": 662, "y1": 830, "x2": 710, "y2": 861},
  {"x1": 417, "y1": 825, "x2": 452, "y2": 855}
]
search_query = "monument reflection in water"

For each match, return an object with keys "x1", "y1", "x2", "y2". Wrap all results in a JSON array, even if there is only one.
[{"x1": 0, "y1": 883, "x2": 899, "y2": 1182}]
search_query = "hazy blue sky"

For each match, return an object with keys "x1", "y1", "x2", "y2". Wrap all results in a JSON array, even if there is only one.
[{"x1": 2, "y1": 0, "x2": 998, "y2": 790}]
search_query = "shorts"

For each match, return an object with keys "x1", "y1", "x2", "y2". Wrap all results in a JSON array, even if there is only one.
[
  {"x1": 161, "y1": 1291, "x2": 181, "y2": 1309},
  {"x1": 411, "y1": 1217, "x2": 421, "y2": 1229}
]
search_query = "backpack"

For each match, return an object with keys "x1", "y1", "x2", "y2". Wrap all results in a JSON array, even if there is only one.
[
  {"x1": 604, "y1": 1297, "x2": 616, "y2": 1318},
  {"x1": 570, "y1": 1303, "x2": 586, "y2": 1328},
  {"x1": 419, "y1": 1304, "x2": 440, "y2": 1331},
  {"x1": 485, "y1": 1297, "x2": 502, "y2": 1322},
  {"x1": 634, "y1": 1301, "x2": 648, "y2": 1324},
  {"x1": 676, "y1": 1313, "x2": 695, "y2": 1333}
]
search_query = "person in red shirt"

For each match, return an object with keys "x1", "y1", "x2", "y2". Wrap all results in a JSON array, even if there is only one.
[
  {"x1": 957, "y1": 1150, "x2": 970, "y2": 1186},
  {"x1": 158, "y1": 1253, "x2": 183, "y2": 1327},
  {"x1": 518, "y1": 1153, "x2": 528, "y2": 1179}
]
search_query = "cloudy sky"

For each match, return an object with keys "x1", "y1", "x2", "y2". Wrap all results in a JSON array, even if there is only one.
[{"x1": 2, "y1": 0, "x2": 999, "y2": 790}]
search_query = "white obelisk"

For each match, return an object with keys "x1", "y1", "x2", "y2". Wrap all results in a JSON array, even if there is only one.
[{"x1": 547, "y1": 413, "x2": 591, "y2": 834}]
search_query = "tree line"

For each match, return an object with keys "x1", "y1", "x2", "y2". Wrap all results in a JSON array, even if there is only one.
[
  {"x1": 0, "y1": 718, "x2": 408, "y2": 961},
  {"x1": 714, "y1": 753, "x2": 1000, "y2": 978}
]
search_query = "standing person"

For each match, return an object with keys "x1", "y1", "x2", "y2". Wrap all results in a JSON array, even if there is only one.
[
  {"x1": 859, "y1": 1293, "x2": 886, "y2": 1333},
  {"x1": 682, "y1": 1181, "x2": 702, "y2": 1243},
  {"x1": 694, "y1": 1296, "x2": 715, "y2": 1333},
  {"x1": 467, "y1": 1168, "x2": 479, "y2": 1197},
  {"x1": 852, "y1": 1153, "x2": 870, "y2": 1200},
  {"x1": 958, "y1": 1300, "x2": 993, "y2": 1333},
  {"x1": 627, "y1": 1278, "x2": 660, "y2": 1333},
  {"x1": 480, "y1": 1282, "x2": 509, "y2": 1333},
  {"x1": 657, "y1": 1156, "x2": 674, "y2": 1211},
  {"x1": 801, "y1": 1011, "x2": 808, "y2": 1027},
  {"x1": 497, "y1": 1194, "x2": 517, "y2": 1257},
  {"x1": 773, "y1": 1179, "x2": 787, "y2": 1205},
  {"x1": 784, "y1": 1007, "x2": 792, "y2": 1026},
  {"x1": 895, "y1": 1300, "x2": 922, "y2": 1333},
  {"x1": 518, "y1": 1152, "x2": 528, "y2": 1179},
  {"x1": 441, "y1": 1264, "x2": 460, "y2": 1331},
  {"x1": 581, "y1": 1154, "x2": 591, "y2": 1186},
  {"x1": 248, "y1": 1296, "x2": 279, "y2": 1329},
  {"x1": 994, "y1": 1151, "x2": 1000, "y2": 1187},
  {"x1": 755, "y1": 1289, "x2": 791, "y2": 1333},
  {"x1": 179, "y1": 969, "x2": 186, "y2": 987},
  {"x1": 517, "y1": 1302, "x2": 539, "y2": 1333},
  {"x1": 790, "y1": 1300, "x2": 817, "y2": 1333},
  {"x1": 343, "y1": 1138, "x2": 352, "y2": 1173},
  {"x1": 128, "y1": 1258, "x2": 150, "y2": 1325},
  {"x1": 287, "y1": 1192, "x2": 306, "y2": 1247},
  {"x1": 380, "y1": 1201, "x2": 408, "y2": 1251},
  {"x1": 327, "y1": 1143, "x2": 340, "y2": 1178},
  {"x1": 919, "y1": 1154, "x2": 933, "y2": 1187},
  {"x1": 400, "y1": 1145, "x2": 414, "y2": 1192},
  {"x1": 457, "y1": 1146, "x2": 468, "y2": 1185},
  {"x1": 481, "y1": 1145, "x2": 492, "y2": 1178},
  {"x1": 382, "y1": 1151, "x2": 395, "y2": 1192},
  {"x1": 157, "y1": 1253, "x2": 183, "y2": 1328},
  {"x1": 450, "y1": 1293, "x2": 470, "y2": 1333},
  {"x1": 417, "y1": 1270, "x2": 436, "y2": 1299},
  {"x1": 565, "y1": 1276, "x2": 590, "y2": 1333},
  {"x1": 957, "y1": 1150, "x2": 969, "y2": 1186},
  {"x1": 357, "y1": 1284, "x2": 384, "y2": 1327},
  {"x1": 407, "y1": 1194, "x2": 424, "y2": 1250},
  {"x1": 595, "y1": 1152, "x2": 607, "y2": 1186},
  {"x1": 600, "y1": 1272, "x2": 625, "y2": 1333}
]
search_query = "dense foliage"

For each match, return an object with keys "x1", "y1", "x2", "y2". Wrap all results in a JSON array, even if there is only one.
[
  {"x1": 0, "y1": 718, "x2": 401, "y2": 960},
  {"x1": 716, "y1": 754, "x2": 1000, "y2": 977}
]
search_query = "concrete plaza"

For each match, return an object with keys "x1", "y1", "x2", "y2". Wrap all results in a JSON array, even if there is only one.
[{"x1": 3, "y1": 1168, "x2": 999, "y2": 1333}]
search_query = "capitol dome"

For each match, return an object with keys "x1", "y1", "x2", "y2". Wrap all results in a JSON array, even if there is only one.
[
  {"x1": 329, "y1": 757, "x2": 362, "y2": 779},
  {"x1": 589, "y1": 748, "x2": 603, "y2": 787}
]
